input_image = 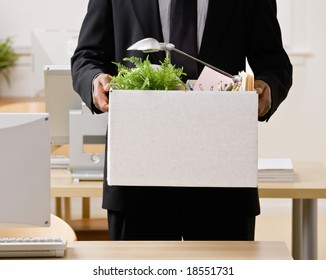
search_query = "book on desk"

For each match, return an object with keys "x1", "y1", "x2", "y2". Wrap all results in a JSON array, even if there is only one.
[{"x1": 258, "y1": 158, "x2": 294, "y2": 182}]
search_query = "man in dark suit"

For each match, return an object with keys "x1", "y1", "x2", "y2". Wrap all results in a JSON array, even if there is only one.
[{"x1": 71, "y1": 0, "x2": 292, "y2": 240}]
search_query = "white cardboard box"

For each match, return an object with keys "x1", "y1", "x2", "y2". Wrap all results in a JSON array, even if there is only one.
[{"x1": 107, "y1": 90, "x2": 258, "y2": 188}]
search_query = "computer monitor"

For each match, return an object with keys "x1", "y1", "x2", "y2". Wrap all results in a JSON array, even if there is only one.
[
  {"x1": 44, "y1": 65, "x2": 82, "y2": 145},
  {"x1": 44, "y1": 65, "x2": 107, "y2": 179},
  {"x1": 31, "y1": 28, "x2": 79, "y2": 97},
  {"x1": 0, "y1": 113, "x2": 51, "y2": 228}
]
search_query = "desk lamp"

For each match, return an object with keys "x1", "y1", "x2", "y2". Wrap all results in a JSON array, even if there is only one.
[{"x1": 127, "y1": 37, "x2": 240, "y2": 83}]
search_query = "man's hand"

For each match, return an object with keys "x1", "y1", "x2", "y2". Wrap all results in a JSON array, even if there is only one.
[
  {"x1": 93, "y1": 73, "x2": 111, "y2": 112},
  {"x1": 255, "y1": 79, "x2": 271, "y2": 117}
]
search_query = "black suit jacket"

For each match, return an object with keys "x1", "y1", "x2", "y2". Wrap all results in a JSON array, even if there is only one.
[{"x1": 71, "y1": 0, "x2": 292, "y2": 216}]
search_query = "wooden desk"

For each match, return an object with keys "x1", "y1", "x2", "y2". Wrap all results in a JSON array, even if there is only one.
[
  {"x1": 259, "y1": 161, "x2": 326, "y2": 260},
  {"x1": 52, "y1": 161, "x2": 326, "y2": 198},
  {"x1": 63, "y1": 241, "x2": 292, "y2": 260},
  {"x1": 51, "y1": 168, "x2": 102, "y2": 221},
  {"x1": 51, "y1": 161, "x2": 326, "y2": 260},
  {"x1": 0, "y1": 97, "x2": 45, "y2": 113},
  {"x1": 259, "y1": 161, "x2": 326, "y2": 199}
]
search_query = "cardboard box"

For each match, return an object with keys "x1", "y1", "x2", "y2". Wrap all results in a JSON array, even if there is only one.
[{"x1": 107, "y1": 90, "x2": 258, "y2": 187}]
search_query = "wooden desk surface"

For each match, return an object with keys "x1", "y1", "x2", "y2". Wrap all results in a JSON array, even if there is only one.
[
  {"x1": 258, "y1": 161, "x2": 326, "y2": 198},
  {"x1": 63, "y1": 241, "x2": 292, "y2": 260},
  {"x1": 0, "y1": 97, "x2": 45, "y2": 113},
  {"x1": 51, "y1": 161, "x2": 326, "y2": 199},
  {"x1": 51, "y1": 168, "x2": 103, "y2": 197}
]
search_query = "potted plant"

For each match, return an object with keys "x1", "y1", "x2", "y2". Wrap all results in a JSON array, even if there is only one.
[
  {"x1": 110, "y1": 56, "x2": 186, "y2": 90},
  {"x1": 0, "y1": 38, "x2": 18, "y2": 84}
]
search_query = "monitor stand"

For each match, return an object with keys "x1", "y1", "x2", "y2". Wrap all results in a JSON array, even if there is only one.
[
  {"x1": 69, "y1": 106, "x2": 107, "y2": 181},
  {"x1": 50, "y1": 155, "x2": 70, "y2": 169}
]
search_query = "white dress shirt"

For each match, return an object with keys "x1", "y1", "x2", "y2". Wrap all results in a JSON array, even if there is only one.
[{"x1": 158, "y1": 0, "x2": 209, "y2": 51}]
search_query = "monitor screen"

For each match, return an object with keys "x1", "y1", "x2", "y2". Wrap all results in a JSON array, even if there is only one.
[
  {"x1": 0, "y1": 113, "x2": 51, "y2": 228},
  {"x1": 31, "y1": 28, "x2": 79, "y2": 97},
  {"x1": 44, "y1": 65, "x2": 82, "y2": 145}
]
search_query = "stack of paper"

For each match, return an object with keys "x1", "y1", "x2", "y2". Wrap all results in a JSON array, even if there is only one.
[{"x1": 258, "y1": 158, "x2": 295, "y2": 182}]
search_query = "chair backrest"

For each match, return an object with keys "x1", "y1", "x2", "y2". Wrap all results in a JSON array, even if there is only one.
[{"x1": 0, "y1": 214, "x2": 77, "y2": 242}]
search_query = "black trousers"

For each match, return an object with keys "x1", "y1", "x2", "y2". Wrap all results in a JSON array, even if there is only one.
[{"x1": 107, "y1": 208, "x2": 256, "y2": 241}]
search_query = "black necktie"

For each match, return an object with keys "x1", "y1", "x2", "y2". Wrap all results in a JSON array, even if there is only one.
[{"x1": 170, "y1": 0, "x2": 198, "y2": 79}]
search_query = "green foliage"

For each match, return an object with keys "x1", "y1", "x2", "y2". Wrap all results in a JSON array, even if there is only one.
[
  {"x1": 0, "y1": 38, "x2": 18, "y2": 83},
  {"x1": 110, "y1": 56, "x2": 186, "y2": 90}
]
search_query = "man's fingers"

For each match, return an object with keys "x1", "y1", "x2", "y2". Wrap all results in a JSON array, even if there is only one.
[
  {"x1": 103, "y1": 82, "x2": 110, "y2": 92},
  {"x1": 93, "y1": 73, "x2": 111, "y2": 112},
  {"x1": 98, "y1": 74, "x2": 111, "y2": 92},
  {"x1": 255, "y1": 80, "x2": 271, "y2": 117},
  {"x1": 255, "y1": 87, "x2": 263, "y2": 95}
]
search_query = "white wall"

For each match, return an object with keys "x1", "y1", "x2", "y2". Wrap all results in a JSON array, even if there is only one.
[
  {"x1": 0, "y1": 0, "x2": 88, "y2": 97},
  {"x1": 1, "y1": 1, "x2": 326, "y2": 217},
  {"x1": 258, "y1": 0, "x2": 326, "y2": 168},
  {"x1": 0, "y1": 0, "x2": 88, "y2": 47}
]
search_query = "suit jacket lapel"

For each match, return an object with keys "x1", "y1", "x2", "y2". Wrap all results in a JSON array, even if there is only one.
[
  {"x1": 130, "y1": 0, "x2": 238, "y2": 65},
  {"x1": 199, "y1": 0, "x2": 238, "y2": 61},
  {"x1": 131, "y1": 0, "x2": 165, "y2": 62},
  {"x1": 131, "y1": 0, "x2": 163, "y2": 40}
]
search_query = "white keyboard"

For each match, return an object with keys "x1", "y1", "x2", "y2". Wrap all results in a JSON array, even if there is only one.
[{"x1": 0, "y1": 237, "x2": 67, "y2": 258}]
